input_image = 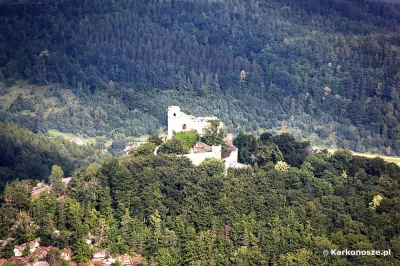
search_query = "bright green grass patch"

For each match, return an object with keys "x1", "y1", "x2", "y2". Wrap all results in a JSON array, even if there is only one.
[
  {"x1": 0, "y1": 85, "x2": 26, "y2": 110},
  {"x1": 48, "y1": 129, "x2": 97, "y2": 145},
  {"x1": 0, "y1": 81, "x2": 76, "y2": 116},
  {"x1": 48, "y1": 129, "x2": 150, "y2": 148},
  {"x1": 314, "y1": 146, "x2": 400, "y2": 166},
  {"x1": 351, "y1": 151, "x2": 400, "y2": 166}
]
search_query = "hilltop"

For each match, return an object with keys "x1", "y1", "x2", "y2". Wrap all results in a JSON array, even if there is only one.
[{"x1": 1, "y1": 129, "x2": 400, "y2": 264}]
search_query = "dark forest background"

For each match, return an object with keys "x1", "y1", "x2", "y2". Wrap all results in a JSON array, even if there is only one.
[
  {"x1": 1, "y1": 0, "x2": 400, "y2": 155},
  {"x1": 2, "y1": 1, "x2": 400, "y2": 263}
]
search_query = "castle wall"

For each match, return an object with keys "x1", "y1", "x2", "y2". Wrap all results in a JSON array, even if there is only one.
[
  {"x1": 167, "y1": 105, "x2": 218, "y2": 139},
  {"x1": 182, "y1": 152, "x2": 218, "y2": 165},
  {"x1": 180, "y1": 145, "x2": 221, "y2": 165},
  {"x1": 224, "y1": 149, "x2": 238, "y2": 163}
]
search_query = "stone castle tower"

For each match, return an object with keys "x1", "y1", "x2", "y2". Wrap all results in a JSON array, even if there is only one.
[{"x1": 167, "y1": 106, "x2": 184, "y2": 139}]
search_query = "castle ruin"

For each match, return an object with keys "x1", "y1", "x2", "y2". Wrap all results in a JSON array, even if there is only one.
[
  {"x1": 167, "y1": 106, "x2": 219, "y2": 139},
  {"x1": 167, "y1": 106, "x2": 246, "y2": 168}
]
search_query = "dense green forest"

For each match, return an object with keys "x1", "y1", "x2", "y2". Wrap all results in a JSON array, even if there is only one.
[
  {"x1": 0, "y1": 123, "x2": 109, "y2": 192},
  {"x1": 1, "y1": 0, "x2": 400, "y2": 154},
  {"x1": 2, "y1": 130, "x2": 400, "y2": 265},
  {"x1": 2, "y1": 1, "x2": 400, "y2": 264}
]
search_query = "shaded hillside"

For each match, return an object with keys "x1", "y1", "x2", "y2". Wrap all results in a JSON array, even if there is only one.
[
  {"x1": 0, "y1": 123, "x2": 109, "y2": 191},
  {"x1": 1, "y1": 0, "x2": 400, "y2": 154}
]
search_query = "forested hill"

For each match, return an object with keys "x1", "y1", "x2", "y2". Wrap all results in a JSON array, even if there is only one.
[
  {"x1": 2, "y1": 132, "x2": 400, "y2": 264},
  {"x1": 0, "y1": 123, "x2": 109, "y2": 191},
  {"x1": 1, "y1": 0, "x2": 400, "y2": 154}
]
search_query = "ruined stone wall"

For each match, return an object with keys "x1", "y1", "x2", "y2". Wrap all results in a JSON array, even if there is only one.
[
  {"x1": 180, "y1": 145, "x2": 221, "y2": 165},
  {"x1": 223, "y1": 149, "x2": 238, "y2": 163},
  {"x1": 167, "y1": 106, "x2": 218, "y2": 139}
]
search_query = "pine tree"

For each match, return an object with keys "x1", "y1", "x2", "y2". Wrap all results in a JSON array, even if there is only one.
[
  {"x1": 49, "y1": 165, "x2": 65, "y2": 195},
  {"x1": 72, "y1": 236, "x2": 92, "y2": 263}
]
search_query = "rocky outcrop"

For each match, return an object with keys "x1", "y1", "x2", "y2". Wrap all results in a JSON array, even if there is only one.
[
  {"x1": 93, "y1": 250, "x2": 107, "y2": 260},
  {"x1": 116, "y1": 254, "x2": 131, "y2": 264},
  {"x1": 61, "y1": 248, "x2": 72, "y2": 261},
  {"x1": 90, "y1": 252, "x2": 143, "y2": 265},
  {"x1": 2, "y1": 246, "x2": 50, "y2": 266},
  {"x1": 14, "y1": 238, "x2": 40, "y2": 257},
  {"x1": 31, "y1": 182, "x2": 51, "y2": 197},
  {"x1": 31, "y1": 261, "x2": 50, "y2": 266}
]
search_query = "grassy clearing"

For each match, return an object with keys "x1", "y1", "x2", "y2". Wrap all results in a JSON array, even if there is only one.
[
  {"x1": 0, "y1": 84, "x2": 26, "y2": 109},
  {"x1": 48, "y1": 130, "x2": 147, "y2": 149},
  {"x1": 48, "y1": 129, "x2": 97, "y2": 145},
  {"x1": 0, "y1": 81, "x2": 76, "y2": 117},
  {"x1": 351, "y1": 151, "x2": 400, "y2": 166},
  {"x1": 314, "y1": 146, "x2": 400, "y2": 166}
]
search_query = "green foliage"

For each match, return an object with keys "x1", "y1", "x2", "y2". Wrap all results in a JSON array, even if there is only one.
[
  {"x1": 331, "y1": 149, "x2": 353, "y2": 172},
  {"x1": 272, "y1": 133, "x2": 309, "y2": 167},
  {"x1": 174, "y1": 130, "x2": 199, "y2": 152},
  {"x1": 235, "y1": 133, "x2": 307, "y2": 167},
  {"x1": 21, "y1": 246, "x2": 30, "y2": 256},
  {"x1": 234, "y1": 133, "x2": 258, "y2": 164},
  {"x1": 275, "y1": 161, "x2": 289, "y2": 172},
  {"x1": 1, "y1": 241, "x2": 15, "y2": 259},
  {"x1": 2, "y1": 131, "x2": 400, "y2": 264},
  {"x1": 66, "y1": 197, "x2": 84, "y2": 232},
  {"x1": 46, "y1": 247, "x2": 69, "y2": 266},
  {"x1": 0, "y1": 1, "x2": 394, "y2": 259},
  {"x1": 4, "y1": 78, "x2": 16, "y2": 88},
  {"x1": 12, "y1": 212, "x2": 38, "y2": 244},
  {"x1": 159, "y1": 138, "x2": 187, "y2": 155},
  {"x1": 199, "y1": 158, "x2": 225, "y2": 177},
  {"x1": 72, "y1": 236, "x2": 92, "y2": 263},
  {"x1": 3, "y1": 263, "x2": 24, "y2": 266},
  {"x1": 260, "y1": 132, "x2": 273, "y2": 144},
  {"x1": 202, "y1": 120, "x2": 226, "y2": 146},
  {"x1": 0, "y1": 0, "x2": 400, "y2": 157},
  {"x1": 154, "y1": 248, "x2": 180, "y2": 266},
  {"x1": 148, "y1": 135, "x2": 163, "y2": 146},
  {"x1": 130, "y1": 142, "x2": 156, "y2": 157},
  {"x1": 49, "y1": 165, "x2": 64, "y2": 183},
  {"x1": 8, "y1": 94, "x2": 35, "y2": 113},
  {"x1": 256, "y1": 143, "x2": 284, "y2": 166},
  {"x1": 0, "y1": 123, "x2": 108, "y2": 192},
  {"x1": 3, "y1": 180, "x2": 32, "y2": 210},
  {"x1": 390, "y1": 126, "x2": 400, "y2": 141},
  {"x1": 49, "y1": 165, "x2": 65, "y2": 195},
  {"x1": 95, "y1": 136, "x2": 108, "y2": 150}
]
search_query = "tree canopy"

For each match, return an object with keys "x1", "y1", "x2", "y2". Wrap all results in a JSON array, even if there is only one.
[
  {"x1": 1, "y1": 129, "x2": 400, "y2": 265},
  {"x1": 0, "y1": 0, "x2": 400, "y2": 155}
]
